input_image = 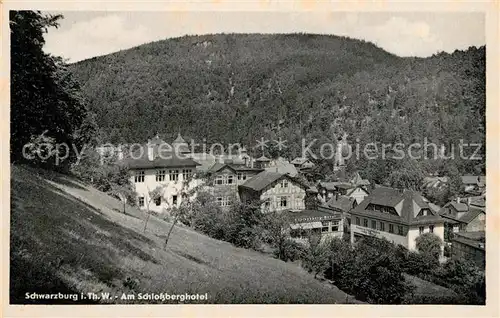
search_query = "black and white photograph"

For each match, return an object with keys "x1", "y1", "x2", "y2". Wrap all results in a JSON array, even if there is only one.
[{"x1": 4, "y1": 1, "x2": 498, "y2": 314}]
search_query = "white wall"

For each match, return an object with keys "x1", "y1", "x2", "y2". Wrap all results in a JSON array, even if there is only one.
[
  {"x1": 407, "y1": 223, "x2": 445, "y2": 252},
  {"x1": 130, "y1": 167, "x2": 201, "y2": 213},
  {"x1": 348, "y1": 187, "x2": 369, "y2": 205},
  {"x1": 260, "y1": 179, "x2": 306, "y2": 212}
]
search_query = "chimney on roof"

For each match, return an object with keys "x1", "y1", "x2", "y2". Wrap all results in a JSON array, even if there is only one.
[
  {"x1": 456, "y1": 197, "x2": 460, "y2": 203},
  {"x1": 467, "y1": 197, "x2": 471, "y2": 206}
]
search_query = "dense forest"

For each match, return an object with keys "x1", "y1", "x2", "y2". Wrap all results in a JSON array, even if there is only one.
[{"x1": 69, "y1": 33, "x2": 485, "y2": 189}]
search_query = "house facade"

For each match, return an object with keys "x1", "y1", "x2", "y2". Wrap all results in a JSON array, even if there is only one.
[
  {"x1": 439, "y1": 196, "x2": 486, "y2": 240},
  {"x1": 451, "y1": 231, "x2": 485, "y2": 269},
  {"x1": 349, "y1": 186, "x2": 445, "y2": 253},
  {"x1": 318, "y1": 181, "x2": 369, "y2": 205},
  {"x1": 207, "y1": 161, "x2": 263, "y2": 207},
  {"x1": 127, "y1": 135, "x2": 201, "y2": 213},
  {"x1": 238, "y1": 171, "x2": 308, "y2": 213}
]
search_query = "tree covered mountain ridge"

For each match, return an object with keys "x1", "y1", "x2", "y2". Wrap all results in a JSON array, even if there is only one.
[{"x1": 69, "y1": 33, "x2": 485, "y2": 179}]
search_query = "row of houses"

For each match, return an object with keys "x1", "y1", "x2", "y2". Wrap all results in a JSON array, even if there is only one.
[{"x1": 116, "y1": 133, "x2": 485, "y2": 268}]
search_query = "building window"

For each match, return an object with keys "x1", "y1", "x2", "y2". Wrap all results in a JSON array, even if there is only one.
[
  {"x1": 227, "y1": 175, "x2": 234, "y2": 185},
  {"x1": 419, "y1": 226, "x2": 425, "y2": 234},
  {"x1": 169, "y1": 170, "x2": 179, "y2": 181},
  {"x1": 280, "y1": 180, "x2": 289, "y2": 188},
  {"x1": 398, "y1": 225, "x2": 404, "y2": 235},
  {"x1": 429, "y1": 225, "x2": 434, "y2": 233},
  {"x1": 389, "y1": 224, "x2": 394, "y2": 233},
  {"x1": 182, "y1": 169, "x2": 191, "y2": 180},
  {"x1": 371, "y1": 220, "x2": 377, "y2": 230},
  {"x1": 280, "y1": 196, "x2": 288, "y2": 207},
  {"x1": 263, "y1": 200, "x2": 270, "y2": 209},
  {"x1": 156, "y1": 169, "x2": 166, "y2": 182},
  {"x1": 216, "y1": 197, "x2": 231, "y2": 207},
  {"x1": 237, "y1": 173, "x2": 247, "y2": 181},
  {"x1": 321, "y1": 221, "x2": 329, "y2": 232},
  {"x1": 355, "y1": 217, "x2": 360, "y2": 225},
  {"x1": 172, "y1": 195, "x2": 178, "y2": 206},
  {"x1": 155, "y1": 197, "x2": 161, "y2": 206},
  {"x1": 138, "y1": 196, "x2": 145, "y2": 207},
  {"x1": 214, "y1": 175, "x2": 224, "y2": 185},
  {"x1": 134, "y1": 170, "x2": 145, "y2": 183},
  {"x1": 331, "y1": 220, "x2": 339, "y2": 232},
  {"x1": 380, "y1": 222, "x2": 385, "y2": 231},
  {"x1": 363, "y1": 219, "x2": 368, "y2": 227}
]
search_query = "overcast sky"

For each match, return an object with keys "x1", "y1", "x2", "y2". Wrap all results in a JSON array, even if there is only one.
[{"x1": 42, "y1": 11, "x2": 485, "y2": 62}]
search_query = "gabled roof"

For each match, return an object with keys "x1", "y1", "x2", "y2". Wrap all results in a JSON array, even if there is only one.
[
  {"x1": 458, "y1": 207, "x2": 485, "y2": 224},
  {"x1": 449, "y1": 201, "x2": 469, "y2": 212},
  {"x1": 208, "y1": 162, "x2": 263, "y2": 174},
  {"x1": 326, "y1": 195, "x2": 355, "y2": 212},
  {"x1": 173, "y1": 132, "x2": 187, "y2": 144},
  {"x1": 239, "y1": 171, "x2": 306, "y2": 192},
  {"x1": 256, "y1": 155, "x2": 270, "y2": 162},
  {"x1": 351, "y1": 186, "x2": 444, "y2": 226},
  {"x1": 350, "y1": 172, "x2": 370, "y2": 186},
  {"x1": 172, "y1": 133, "x2": 190, "y2": 153},
  {"x1": 265, "y1": 161, "x2": 298, "y2": 177}
]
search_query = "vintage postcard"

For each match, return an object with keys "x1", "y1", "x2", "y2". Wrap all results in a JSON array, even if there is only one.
[{"x1": 1, "y1": 1, "x2": 499, "y2": 317}]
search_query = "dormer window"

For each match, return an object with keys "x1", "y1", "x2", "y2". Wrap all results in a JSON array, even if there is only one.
[
  {"x1": 280, "y1": 180, "x2": 289, "y2": 188},
  {"x1": 417, "y1": 208, "x2": 431, "y2": 217}
]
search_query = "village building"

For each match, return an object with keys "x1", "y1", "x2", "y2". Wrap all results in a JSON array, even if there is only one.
[
  {"x1": 317, "y1": 181, "x2": 369, "y2": 205},
  {"x1": 461, "y1": 175, "x2": 486, "y2": 195},
  {"x1": 265, "y1": 157, "x2": 299, "y2": 177},
  {"x1": 286, "y1": 208, "x2": 344, "y2": 243},
  {"x1": 349, "y1": 186, "x2": 445, "y2": 253},
  {"x1": 439, "y1": 196, "x2": 486, "y2": 240},
  {"x1": 291, "y1": 157, "x2": 315, "y2": 170},
  {"x1": 254, "y1": 155, "x2": 271, "y2": 169},
  {"x1": 451, "y1": 231, "x2": 485, "y2": 269},
  {"x1": 238, "y1": 171, "x2": 308, "y2": 213},
  {"x1": 126, "y1": 135, "x2": 201, "y2": 213},
  {"x1": 206, "y1": 161, "x2": 263, "y2": 207}
]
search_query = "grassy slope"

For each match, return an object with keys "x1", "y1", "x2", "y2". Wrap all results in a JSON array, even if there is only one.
[{"x1": 10, "y1": 165, "x2": 360, "y2": 304}]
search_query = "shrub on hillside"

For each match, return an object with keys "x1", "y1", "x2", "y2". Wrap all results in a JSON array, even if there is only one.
[
  {"x1": 320, "y1": 237, "x2": 413, "y2": 304},
  {"x1": 415, "y1": 233, "x2": 442, "y2": 265},
  {"x1": 302, "y1": 234, "x2": 330, "y2": 278},
  {"x1": 273, "y1": 239, "x2": 307, "y2": 262}
]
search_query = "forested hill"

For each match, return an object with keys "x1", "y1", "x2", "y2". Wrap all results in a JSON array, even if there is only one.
[{"x1": 69, "y1": 33, "x2": 485, "y2": 179}]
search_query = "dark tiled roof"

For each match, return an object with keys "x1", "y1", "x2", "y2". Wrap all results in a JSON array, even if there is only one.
[
  {"x1": 126, "y1": 155, "x2": 200, "y2": 169},
  {"x1": 458, "y1": 207, "x2": 485, "y2": 224},
  {"x1": 455, "y1": 231, "x2": 485, "y2": 241},
  {"x1": 318, "y1": 182, "x2": 338, "y2": 191},
  {"x1": 208, "y1": 163, "x2": 263, "y2": 173},
  {"x1": 453, "y1": 231, "x2": 485, "y2": 250},
  {"x1": 126, "y1": 143, "x2": 200, "y2": 169},
  {"x1": 239, "y1": 171, "x2": 306, "y2": 192},
  {"x1": 351, "y1": 186, "x2": 444, "y2": 226},
  {"x1": 326, "y1": 195, "x2": 355, "y2": 212}
]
